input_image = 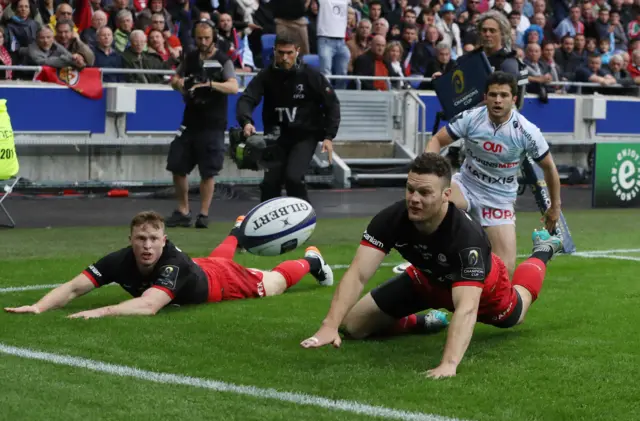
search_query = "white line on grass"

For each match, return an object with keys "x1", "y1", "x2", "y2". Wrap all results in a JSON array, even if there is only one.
[
  {"x1": 1, "y1": 248, "x2": 637, "y2": 294},
  {"x1": 0, "y1": 343, "x2": 470, "y2": 421}
]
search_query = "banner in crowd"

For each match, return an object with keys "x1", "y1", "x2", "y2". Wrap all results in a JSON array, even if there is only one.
[
  {"x1": 592, "y1": 142, "x2": 640, "y2": 208},
  {"x1": 34, "y1": 66, "x2": 103, "y2": 100}
]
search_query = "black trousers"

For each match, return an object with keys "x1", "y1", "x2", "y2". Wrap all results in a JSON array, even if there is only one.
[{"x1": 260, "y1": 134, "x2": 320, "y2": 203}]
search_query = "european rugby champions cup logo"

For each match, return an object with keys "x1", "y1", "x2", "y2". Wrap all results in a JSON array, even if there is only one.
[
  {"x1": 452, "y1": 70, "x2": 465, "y2": 95},
  {"x1": 451, "y1": 69, "x2": 478, "y2": 109},
  {"x1": 610, "y1": 148, "x2": 640, "y2": 202}
]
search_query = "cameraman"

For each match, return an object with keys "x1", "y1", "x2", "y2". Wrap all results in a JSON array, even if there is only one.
[
  {"x1": 236, "y1": 34, "x2": 341, "y2": 203},
  {"x1": 165, "y1": 19, "x2": 239, "y2": 229}
]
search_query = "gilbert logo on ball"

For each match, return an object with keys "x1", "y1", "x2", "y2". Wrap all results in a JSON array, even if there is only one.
[{"x1": 610, "y1": 148, "x2": 640, "y2": 202}]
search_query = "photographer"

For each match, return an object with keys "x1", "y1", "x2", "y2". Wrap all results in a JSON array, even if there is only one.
[
  {"x1": 165, "y1": 19, "x2": 239, "y2": 229},
  {"x1": 236, "y1": 34, "x2": 341, "y2": 204}
]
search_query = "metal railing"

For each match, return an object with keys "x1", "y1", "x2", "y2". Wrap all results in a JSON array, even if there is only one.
[{"x1": 0, "y1": 65, "x2": 637, "y2": 95}]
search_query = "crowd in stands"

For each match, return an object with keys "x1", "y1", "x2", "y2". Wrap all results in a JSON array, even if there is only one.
[{"x1": 0, "y1": 0, "x2": 638, "y2": 94}]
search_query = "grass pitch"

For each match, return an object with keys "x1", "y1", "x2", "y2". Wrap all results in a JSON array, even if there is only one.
[{"x1": 1, "y1": 209, "x2": 639, "y2": 421}]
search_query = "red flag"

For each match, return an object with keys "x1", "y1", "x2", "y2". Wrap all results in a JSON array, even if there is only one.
[
  {"x1": 35, "y1": 66, "x2": 103, "y2": 100},
  {"x1": 73, "y1": 0, "x2": 92, "y2": 32}
]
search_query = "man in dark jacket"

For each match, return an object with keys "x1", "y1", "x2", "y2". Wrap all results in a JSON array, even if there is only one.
[{"x1": 236, "y1": 34, "x2": 341, "y2": 203}]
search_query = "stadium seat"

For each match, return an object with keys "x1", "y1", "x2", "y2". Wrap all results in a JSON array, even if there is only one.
[
  {"x1": 261, "y1": 34, "x2": 277, "y2": 67},
  {"x1": 302, "y1": 54, "x2": 321, "y2": 70}
]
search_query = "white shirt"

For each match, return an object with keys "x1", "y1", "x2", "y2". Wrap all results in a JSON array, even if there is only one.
[
  {"x1": 317, "y1": 0, "x2": 348, "y2": 38},
  {"x1": 446, "y1": 106, "x2": 550, "y2": 204}
]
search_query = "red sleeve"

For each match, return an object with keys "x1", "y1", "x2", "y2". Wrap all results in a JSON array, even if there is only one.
[
  {"x1": 151, "y1": 285, "x2": 175, "y2": 299},
  {"x1": 452, "y1": 281, "x2": 484, "y2": 288},
  {"x1": 82, "y1": 270, "x2": 100, "y2": 287},
  {"x1": 359, "y1": 240, "x2": 385, "y2": 252}
]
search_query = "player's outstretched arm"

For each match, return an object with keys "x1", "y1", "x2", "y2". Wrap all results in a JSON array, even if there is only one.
[
  {"x1": 425, "y1": 125, "x2": 455, "y2": 154},
  {"x1": 68, "y1": 288, "x2": 172, "y2": 319},
  {"x1": 537, "y1": 153, "x2": 562, "y2": 232},
  {"x1": 4, "y1": 273, "x2": 96, "y2": 315},
  {"x1": 426, "y1": 285, "x2": 482, "y2": 379},
  {"x1": 301, "y1": 245, "x2": 386, "y2": 349}
]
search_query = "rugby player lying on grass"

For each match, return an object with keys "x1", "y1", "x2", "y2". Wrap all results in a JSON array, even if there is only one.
[
  {"x1": 4, "y1": 211, "x2": 333, "y2": 319},
  {"x1": 301, "y1": 153, "x2": 563, "y2": 379}
]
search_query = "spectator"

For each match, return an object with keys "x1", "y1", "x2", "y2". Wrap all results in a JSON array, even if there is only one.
[
  {"x1": 346, "y1": 6, "x2": 358, "y2": 41},
  {"x1": 108, "y1": 0, "x2": 137, "y2": 31},
  {"x1": 346, "y1": 18, "x2": 371, "y2": 73},
  {"x1": 540, "y1": 40, "x2": 562, "y2": 90},
  {"x1": 609, "y1": 10, "x2": 628, "y2": 52},
  {"x1": 144, "y1": 13, "x2": 182, "y2": 50},
  {"x1": 217, "y1": 12, "x2": 254, "y2": 72},
  {"x1": 491, "y1": 0, "x2": 511, "y2": 16},
  {"x1": 55, "y1": 19, "x2": 95, "y2": 68},
  {"x1": 628, "y1": 49, "x2": 640, "y2": 82},
  {"x1": 386, "y1": 0, "x2": 408, "y2": 29},
  {"x1": 136, "y1": 0, "x2": 173, "y2": 32},
  {"x1": 554, "y1": 5, "x2": 584, "y2": 39},
  {"x1": 351, "y1": 34, "x2": 401, "y2": 90},
  {"x1": 22, "y1": 26, "x2": 76, "y2": 68},
  {"x1": 48, "y1": 3, "x2": 78, "y2": 35},
  {"x1": 574, "y1": 53, "x2": 617, "y2": 93},
  {"x1": 92, "y1": 26, "x2": 124, "y2": 83},
  {"x1": 582, "y1": 2, "x2": 598, "y2": 40},
  {"x1": 511, "y1": 0, "x2": 529, "y2": 32},
  {"x1": 594, "y1": 7, "x2": 611, "y2": 42},
  {"x1": 419, "y1": 40, "x2": 454, "y2": 90},
  {"x1": 508, "y1": 10, "x2": 524, "y2": 47},
  {"x1": 574, "y1": 33, "x2": 588, "y2": 60},
  {"x1": 607, "y1": 53, "x2": 635, "y2": 86},
  {"x1": 422, "y1": 24, "x2": 441, "y2": 58},
  {"x1": 524, "y1": 42, "x2": 552, "y2": 94},
  {"x1": 372, "y1": 17, "x2": 389, "y2": 39},
  {"x1": 0, "y1": 27, "x2": 12, "y2": 80},
  {"x1": 368, "y1": 1, "x2": 383, "y2": 23},
  {"x1": 532, "y1": 13, "x2": 555, "y2": 44},
  {"x1": 5, "y1": 0, "x2": 39, "y2": 57},
  {"x1": 114, "y1": 9, "x2": 134, "y2": 53},
  {"x1": 384, "y1": 40, "x2": 407, "y2": 88},
  {"x1": 81, "y1": 10, "x2": 108, "y2": 48},
  {"x1": 316, "y1": 0, "x2": 350, "y2": 89},
  {"x1": 2, "y1": 0, "x2": 44, "y2": 25},
  {"x1": 305, "y1": 0, "x2": 318, "y2": 53},
  {"x1": 147, "y1": 28, "x2": 180, "y2": 67},
  {"x1": 399, "y1": 23, "x2": 430, "y2": 85},
  {"x1": 272, "y1": 0, "x2": 309, "y2": 55},
  {"x1": 121, "y1": 29, "x2": 172, "y2": 83},
  {"x1": 598, "y1": 36, "x2": 615, "y2": 64},
  {"x1": 436, "y1": 3, "x2": 462, "y2": 58},
  {"x1": 585, "y1": 36, "x2": 598, "y2": 55},
  {"x1": 522, "y1": 23, "x2": 543, "y2": 45},
  {"x1": 38, "y1": 0, "x2": 55, "y2": 24}
]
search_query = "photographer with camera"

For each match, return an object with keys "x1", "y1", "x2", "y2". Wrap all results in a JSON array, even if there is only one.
[
  {"x1": 235, "y1": 34, "x2": 341, "y2": 204},
  {"x1": 165, "y1": 19, "x2": 239, "y2": 229}
]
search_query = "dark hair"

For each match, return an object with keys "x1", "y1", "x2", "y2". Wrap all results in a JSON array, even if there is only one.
[
  {"x1": 409, "y1": 153, "x2": 452, "y2": 187},
  {"x1": 55, "y1": 18, "x2": 74, "y2": 31},
  {"x1": 485, "y1": 71, "x2": 518, "y2": 96},
  {"x1": 403, "y1": 23, "x2": 418, "y2": 32},
  {"x1": 560, "y1": 34, "x2": 574, "y2": 43},
  {"x1": 274, "y1": 33, "x2": 299, "y2": 48}
]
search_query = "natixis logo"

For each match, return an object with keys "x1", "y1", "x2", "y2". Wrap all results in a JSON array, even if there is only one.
[{"x1": 610, "y1": 148, "x2": 640, "y2": 202}]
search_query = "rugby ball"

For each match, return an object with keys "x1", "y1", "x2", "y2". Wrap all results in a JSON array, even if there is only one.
[{"x1": 238, "y1": 197, "x2": 316, "y2": 256}]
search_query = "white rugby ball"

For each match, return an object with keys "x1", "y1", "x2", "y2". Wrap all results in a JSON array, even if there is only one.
[{"x1": 238, "y1": 197, "x2": 316, "y2": 256}]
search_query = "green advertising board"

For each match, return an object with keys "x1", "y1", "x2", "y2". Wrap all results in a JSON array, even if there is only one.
[{"x1": 593, "y1": 143, "x2": 640, "y2": 208}]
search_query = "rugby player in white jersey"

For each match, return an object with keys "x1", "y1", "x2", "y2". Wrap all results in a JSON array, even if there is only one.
[{"x1": 425, "y1": 71, "x2": 562, "y2": 276}]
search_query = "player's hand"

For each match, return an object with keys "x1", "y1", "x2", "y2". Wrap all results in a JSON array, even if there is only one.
[
  {"x1": 300, "y1": 325, "x2": 342, "y2": 349},
  {"x1": 542, "y1": 204, "x2": 561, "y2": 232},
  {"x1": 4, "y1": 305, "x2": 41, "y2": 314},
  {"x1": 67, "y1": 309, "x2": 104, "y2": 319},
  {"x1": 243, "y1": 123, "x2": 256, "y2": 137},
  {"x1": 321, "y1": 139, "x2": 333, "y2": 164},
  {"x1": 425, "y1": 363, "x2": 457, "y2": 379}
]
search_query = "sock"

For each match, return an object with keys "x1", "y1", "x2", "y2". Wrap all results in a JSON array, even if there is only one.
[
  {"x1": 273, "y1": 260, "x2": 310, "y2": 288},
  {"x1": 387, "y1": 314, "x2": 419, "y2": 335},
  {"x1": 531, "y1": 246, "x2": 554, "y2": 264},
  {"x1": 208, "y1": 236, "x2": 238, "y2": 259},
  {"x1": 512, "y1": 258, "x2": 547, "y2": 302},
  {"x1": 303, "y1": 255, "x2": 321, "y2": 274}
]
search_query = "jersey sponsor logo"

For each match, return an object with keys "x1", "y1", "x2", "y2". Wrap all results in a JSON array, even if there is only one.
[
  {"x1": 363, "y1": 231, "x2": 384, "y2": 249},
  {"x1": 275, "y1": 107, "x2": 297, "y2": 123},
  {"x1": 459, "y1": 247, "x2": 485, "y2": 280},
  {"x1": 252, "y1": 202, "x2": 310, "y2": 230},
  {"x1": 513, "y1": 119, "x2": 539, "y2": 157},
  {"x1": 156, "y1": 265, "x2": 180, "y2": 290},
  {"x1": 466, "y1": 148, "x2": 519, "y2": 169},
  {"x1": 481, "y1": 208, "x2": 515, "y2": 220},
  {"x1": 88, "y1": 265, "x2": 102, "y2": 278},
  {"x1": 482, "y1": 141, "x2": 504, "y2": 154},
  {"x1": 492, "y1": 300, "x2": 514, "y2": 322},
  {"x1": 465, "y1": 164, "x2": 516, "y2": 184}
]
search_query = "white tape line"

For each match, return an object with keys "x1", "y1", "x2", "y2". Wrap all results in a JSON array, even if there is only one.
[{"x1": 0, "y1": 343, "x2": 471, "y2": 421}]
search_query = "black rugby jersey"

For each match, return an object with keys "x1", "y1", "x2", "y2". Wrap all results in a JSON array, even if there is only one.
[
  {"x1": 360, "y1": 201, "x2": 493, "y2": 287},
  {"x1": 82, "y1": 240, "x2": 209, "y2": 305}
]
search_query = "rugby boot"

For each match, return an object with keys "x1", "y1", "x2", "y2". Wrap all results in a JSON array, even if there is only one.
[
  {"x1": 532, "y1": 229, "x2": 563, "y2": 260},
  {"x1": 417, "y1": 310, "x2": 450, "y2": 334},
  {"x1": 304, "y1": 246, "x2": 334, "y2": 286}
]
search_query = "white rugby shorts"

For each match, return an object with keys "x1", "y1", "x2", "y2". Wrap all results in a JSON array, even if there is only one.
[{"x1": 452, "y1": 173, "x2": 516, "y2": 227}]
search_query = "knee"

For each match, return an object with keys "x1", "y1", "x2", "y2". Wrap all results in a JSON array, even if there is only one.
[{"x1": 341, "y1": 314, "x2": 370, "y2": 340}]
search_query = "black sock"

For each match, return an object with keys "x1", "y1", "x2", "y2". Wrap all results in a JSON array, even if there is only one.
[
  {"x1": 531, "y1": 244, "x2": 553, "y2": 265},
  {"x1": 304, "y1": 256, "x2": 321, "y2": 273}
]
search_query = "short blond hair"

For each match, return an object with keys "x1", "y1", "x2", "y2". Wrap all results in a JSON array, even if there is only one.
[{"x1": 130, "y1": 211, "x2": 165, "y2": 232}]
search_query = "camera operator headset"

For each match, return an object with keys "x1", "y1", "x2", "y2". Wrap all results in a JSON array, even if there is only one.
[
  {"x1": 235, "y1": 34, "x2": 341, "y2": 204},
  {"x1": 164, "y1": 19, "x2": 239, "y2": 229}
]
